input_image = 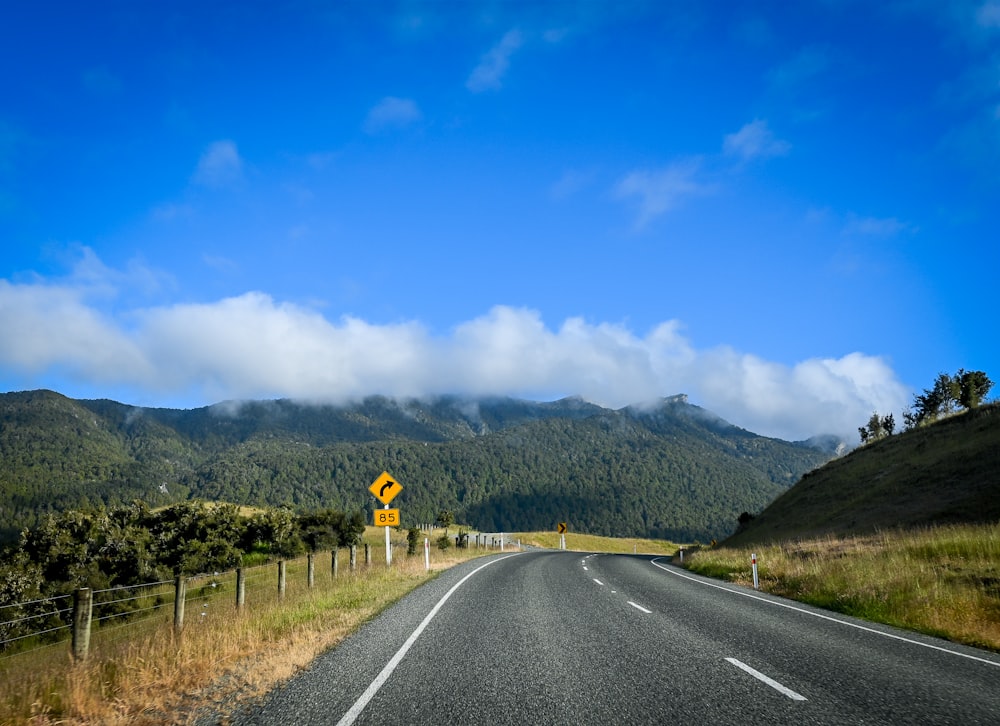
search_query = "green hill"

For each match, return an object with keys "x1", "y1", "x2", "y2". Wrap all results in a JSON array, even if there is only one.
[
  {"x1": 0, "y1": 390, "x2": 836, "y2": 544},
  {"x1": 724, "y1": 403, "x2": 1000, "y2": 546}
]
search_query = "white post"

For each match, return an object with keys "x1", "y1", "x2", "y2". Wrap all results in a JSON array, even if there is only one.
[
  {"x1": 424, "y1": 537, "x2": 430, "y2": 571},
  {"x1": 500, "y1": 533, "x2": 505, "y2": 552},
  {"x1": 751, "y1": 553, "x2": 759, "y2": 590},
  {"x1": 385, "y1": 504, "x2": 391, "y2": 566}
]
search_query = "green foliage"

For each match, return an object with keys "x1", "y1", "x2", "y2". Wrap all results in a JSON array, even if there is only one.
[
  {"x1": 406, "y1": 527, "x2": 421, "y2": 556},
  {"x1": 0, "y1": 391, "x2": 835, "y2": 546},
  {"x1": 904, "y1": 369, "x2": 993, "y2": 429},
  {"x1": 859, "y1": 412, "x2": 894, "y2": 444},
  {"x1": 436, "y1": 510, "x2": 455, "y2": 534},
  {"x1": 436, "y1": 534, "x2": 451, "y2": 550},
  {"x1": 0, "y1": 499, "x2": 367, "y2": 652}
]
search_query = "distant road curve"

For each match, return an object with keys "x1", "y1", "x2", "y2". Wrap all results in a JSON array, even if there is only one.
[{"x1": 233, "y1": 550, "x2": 1000, "y2": 725}]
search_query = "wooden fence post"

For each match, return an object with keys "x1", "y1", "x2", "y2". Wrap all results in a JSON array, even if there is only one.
[
  {"x1": 277, "y1": 561, "x2": 286, "y2": 598},
  {"x1": 71, "y1": 587, "x2": 93, "y2": 662},
  {"x1": 174, "y1": 576, "x2": 186, "y2": 636},
  {"x1": 350, "y1": 545, "x2": 357, "y2": 571},
  {"x1": 307, "y1": 552, "x2": 315, "y2": 588},
  {"x1": 236, "y1": 568, "x2": 246, "y2": 609},
  {"x1": 332, "y1": 548, "x2": 339, "y2": 578},
  {"x1": 364, "y1": 543, "x2": 371, "y2": 566}
]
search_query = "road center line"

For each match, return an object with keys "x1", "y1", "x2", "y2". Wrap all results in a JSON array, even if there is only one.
[
  {"x1": 593, "y1": 578, "x2": 604, "y2": 586},
  {"x1": 650, "y1": 558, "x2": 1000, "y2": 669},
  {"x1": 726, "y1": 658, "x2": 807, "y2": 700},
  {"x1": 336, "y1": 552, "x2": 523, "y2": 726},
  {"x1": 628, "y1": 601, "x2": 652, "y2": 614}
]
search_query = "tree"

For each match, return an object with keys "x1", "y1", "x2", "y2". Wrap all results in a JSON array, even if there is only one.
[
  {"x1": 146, "y1": 502, "x2": 244, "y2": 575},
  {"x1": 958, "y1": 369, "x2": 993, "y2": 409},
  {"x1": 904, "y1": 370, "x2": 993, "y2": 428},
  {"x1": 298, "y1": 509, "x2": 342, "y2": 552},
  {"x1": 859, "y1": 412, "x2": 895, "y2": 445},
  {"x1": 436, "y1": 510, "x2": 455, "y2": 535},
  {"x1": 406, "y1": 527, "x2": 421, "y2": 556},
  {"x1": 337, "y1": 512, "x2": 366, "y2": 548}
]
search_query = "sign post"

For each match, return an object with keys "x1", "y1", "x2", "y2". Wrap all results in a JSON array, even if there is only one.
[
  {"x1": 557, "y1": 522, "x2": 567, "y2": 550},
  {"x1": 370, "y1": 472, "x2": 403, "y2": 566}
]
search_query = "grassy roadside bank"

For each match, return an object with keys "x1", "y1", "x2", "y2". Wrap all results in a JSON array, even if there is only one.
[
  {"x1": 681, "y1": 522, "x2": 1000, "y2": 652},
  {"x1": 0, "y1": 529, "x2": 489, "y2": 725},
  {"x1": 515, "y1": 531, "x2": 678, "y2": 555}
]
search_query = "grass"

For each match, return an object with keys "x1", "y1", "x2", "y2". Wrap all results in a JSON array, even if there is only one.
[
  {"x1": 682, "y1": 522, "x2": 1000, "y2": 652},
  {"x1": 516, "y1": 531, "x2": 678, "y2": 555},
  {"x1": 14, "y1": 524, "x2": 991, "y2": 723},
  {"x1": 0, "y1": 528, "x2": 488, "y2": 725}
]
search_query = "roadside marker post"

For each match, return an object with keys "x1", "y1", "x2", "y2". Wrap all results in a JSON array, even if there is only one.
[
  {"x1": 424, "y1": 537, "x2": 430, "y2": 571},
  {"x1": 751, "y1": 553, "x2": 760, "y2": 590}
]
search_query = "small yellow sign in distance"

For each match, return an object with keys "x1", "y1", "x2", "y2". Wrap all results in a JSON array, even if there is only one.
[
  {"x1": 373, "y1": 509, "x2": 400, "y2": 527},
  {"x1": 557, "y1": 522, "x2": 567, "y2": 534},
  {"x1": 369, "y1": 471, "x2": 403, "y2": 505}
]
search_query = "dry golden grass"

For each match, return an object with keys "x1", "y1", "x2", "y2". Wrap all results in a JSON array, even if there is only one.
[
  {"x1": 683, "y1": 522, "x2": 1000, "y2": 651},
  {"x1": 515, "y1": 531, "x2": 678, "y2": 555},
  {"x1": 0, "y1": 534, "x2": 491, "y2": 725}
]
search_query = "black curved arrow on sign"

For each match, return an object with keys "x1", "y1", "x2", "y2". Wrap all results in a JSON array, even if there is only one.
[{"x1": 380, "y1": 479, "x2": 396, "y2": 498}]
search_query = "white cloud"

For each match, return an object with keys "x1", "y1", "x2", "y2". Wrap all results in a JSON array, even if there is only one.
[
  {"x1": 363, "y1": 97, "x2": 422, "y2": 134},
  {"x1": 467, "y1": 29, "x2": 523, "y2": 92},
  {"x1": 614, "y1": 160, "x2": 709, "y2": 228},
  {"x1": 723, "y1": 119, "x2": 791, "y2": 161},
  {"x1": 0, "y1": 265, "x2": 910, "y2": 441},
  {"x1": 192, "y1": 140, "x2": 243, "y2": 187}
]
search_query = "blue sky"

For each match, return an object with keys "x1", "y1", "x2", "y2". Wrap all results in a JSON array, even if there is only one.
[{"x1": 1, "y1": 1, "x2": 998, "y2": 442}]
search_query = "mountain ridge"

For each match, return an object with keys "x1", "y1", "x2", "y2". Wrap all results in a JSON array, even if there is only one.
[{"x1": 0, "y1": 389, "x2": 838, "y2": 543}]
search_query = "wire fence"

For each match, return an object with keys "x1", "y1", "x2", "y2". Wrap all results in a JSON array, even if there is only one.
[{"x1": 0, "y1": 542, "x2": 406, "y2": 663}]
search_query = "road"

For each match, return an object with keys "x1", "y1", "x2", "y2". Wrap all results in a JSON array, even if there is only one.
[{"x1": 233, "y1": 550, "x2": 1000, "y2": 725}]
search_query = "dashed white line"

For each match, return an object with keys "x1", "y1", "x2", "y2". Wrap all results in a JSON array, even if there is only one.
[
  {"x1": 593, "y1": 578, "x2": 604, "y2": 586},
  {"x1": 650, "y1": 558, "x2": 1000, "y2": 669},
  {"x1": 628, "y1": 601, "x2": 652, "y2": 614},
  {"x1": 726, "y1": 658, "x2": 807, "y2": 701}
]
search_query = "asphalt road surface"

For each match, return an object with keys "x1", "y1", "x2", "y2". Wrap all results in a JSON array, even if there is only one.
[{"x1": 233, "y1": 550, "x2": 1000, "y2": 725}]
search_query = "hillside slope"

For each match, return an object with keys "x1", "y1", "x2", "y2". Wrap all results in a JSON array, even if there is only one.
[
  {"x1": 0, "y1": 390, "x2": 836, "y2": 543},
  {"x1": 724, "y1": 403, "x2": 1000, "y2": 546}
]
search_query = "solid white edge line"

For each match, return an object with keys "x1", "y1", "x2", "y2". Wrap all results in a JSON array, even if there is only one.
[
  {"x1": 726, "y1": 658, "x2": 807, "y2": 701},
  {"x1": 336, "y1": 552, "x2": 524, "y2": 726},
  {"x1": 650, "y1": 558, "x2": 1000, "y2": 669},
  {"x1": 628, "y1": 601, "x2": 652, "y2": 614}
]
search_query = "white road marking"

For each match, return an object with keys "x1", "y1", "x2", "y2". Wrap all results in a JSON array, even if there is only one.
[
  {"x1": 650, "y1": 558, "x2": 1000, "y2": 669},
  {"x1": 726, "y1": 658, "x2": 806, "y2": 700},
  {"x1": 583, "y1": 566, "x2": 589, "y2": 571},
  {"x1": 335, "y1": 552, "x2": 524, "y2": 726},
  {"x1": 593, "y1": 578, "x2": 604, "y2": 586},
  {"x1": 628, "y1": 601, "x2": 652, "y2": 614}
]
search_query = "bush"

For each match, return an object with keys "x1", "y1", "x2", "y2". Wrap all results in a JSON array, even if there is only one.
[
  {"x1": 436, "y1": 534, "x2": 451, "y2": 550},
  {"x1": 406, "y1": 528, "x2": 421, "y2": 556}
]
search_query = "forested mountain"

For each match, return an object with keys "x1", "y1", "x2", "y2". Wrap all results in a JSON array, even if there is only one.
[{"x1": 0, "y1": 390, "x2": 837, "y2": 543}]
